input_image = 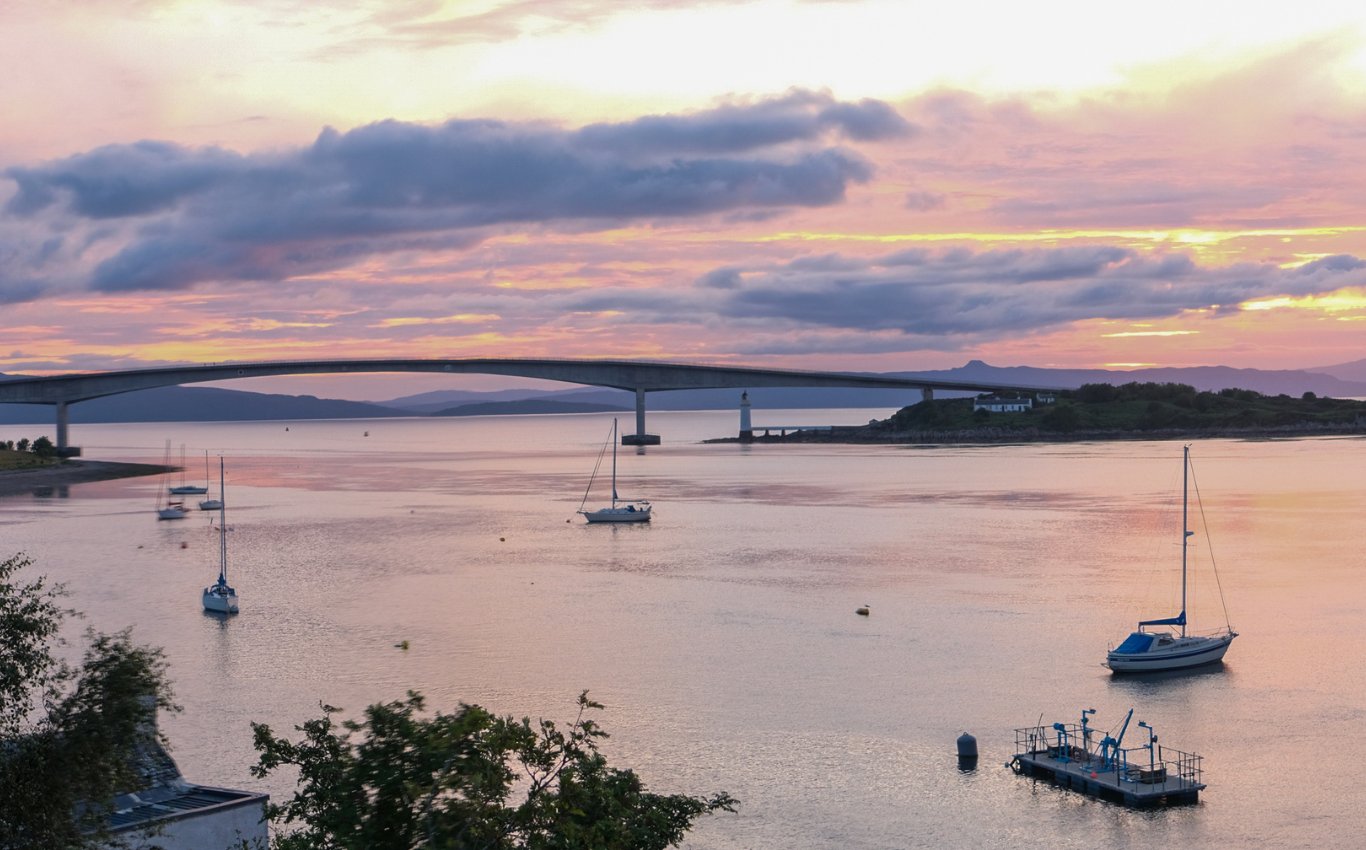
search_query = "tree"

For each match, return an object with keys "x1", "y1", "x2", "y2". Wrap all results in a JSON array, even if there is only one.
[
  {"x1": 1041, "y1": 403, "x2": 1081, "y2": 433},
  {"x1": 251, "y1": 691, "x2": 736, "y2": 850},
  {"x1": 0, "y1": 553, "x2": 176, "y2": 849},
  {"x1": 14, "y1": 438, "x2": 28, "y2": 453},
  {"x1": 30, "y1": 436, "x2": 56, "y2": 458}
]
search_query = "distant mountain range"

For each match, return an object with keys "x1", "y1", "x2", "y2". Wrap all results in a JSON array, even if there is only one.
[
  {"x1": 0, "y1": 384, "x2": 407, "y2": 425},
  {"x1": 2, "y1": 359, "x2": 1364, "y2": 425}
]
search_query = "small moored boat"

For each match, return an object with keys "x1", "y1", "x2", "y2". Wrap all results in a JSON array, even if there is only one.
[
  {"x1": 202, "y1": 458, "x2": 239, "y2": 614},
  {"x1": 578, "y1": 419, "x2": 651, "y2": 524},
  {"x1": 1106, "y1": 446, "x2": 1236, "y2": 673}
]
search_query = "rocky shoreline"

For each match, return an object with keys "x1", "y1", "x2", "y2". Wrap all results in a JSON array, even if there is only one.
[{"x1": 0, "y1": 460, "x2": 171, "y2": 497}]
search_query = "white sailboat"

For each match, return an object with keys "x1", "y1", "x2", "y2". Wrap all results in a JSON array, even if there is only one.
[
  {"x1": 1106, "y1": 445, "x2": 1236, "y2": 673},
  {"x1": 202, "y1": 457, "x2": 239, "y2": 614},
  {"x1": 155, "y1": 440, "x2": 189, "y2": 520},
  {"x1": 157, "y1": 500, "x2": 188, "y2": 520},
  {"x1": 169, "y1": 444, "x2": 208, "y2": 495},
  {"x1": 578, "y1": 419, "x2": 651, "y2": 524},
  {"x1": 198, "y1": 451, "x2": 223, "y2": 511}
]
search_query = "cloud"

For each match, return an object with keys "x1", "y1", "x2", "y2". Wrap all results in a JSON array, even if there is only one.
[
  {"x1": 5, "y1": 140, "x2": 245, "y2": 218},
  {"x1": 644, "y1": 246, "x2": 1366, "y2": 341},
  {"x1": 1, "y1": 93, "x2": 883, "y2": 300},
  {"x1": 884, "y1": 39, "x2": 1366, "y2": 231},
  {"x1": 576, "y1": 91, "x2": 911, "y2": 156}
]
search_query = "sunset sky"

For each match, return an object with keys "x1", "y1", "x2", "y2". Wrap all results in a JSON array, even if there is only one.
[{"x1": 3, "y1": 0, "x2": 1366, "y2": 399}]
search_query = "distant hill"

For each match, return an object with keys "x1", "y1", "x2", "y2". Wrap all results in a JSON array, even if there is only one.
[
  {"x1": 0, "y1": 382, "x2": 410, "y2": 424},
  {"x1": 433, "y1": 400, "x2": 630, "y2": 416},
  {"x1": 376, "y1": 388, "x2": 567, "y2": 413},
  {"x1": 889, "y1": 361, "x2": 1366, "y2": 398},
  {"x1": 1307, "y1": 357, "x2": 1366, "y2": 386}
]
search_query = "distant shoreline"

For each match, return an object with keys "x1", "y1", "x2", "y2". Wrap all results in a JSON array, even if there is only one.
[
  {"x1": 0, "y1": 460, "x2": 171, "y2": 496},
  {"x1": 705, "y1": 421, "x2": 1366, "y2": 445}
]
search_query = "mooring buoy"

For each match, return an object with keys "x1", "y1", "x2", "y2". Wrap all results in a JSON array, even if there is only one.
[{"x1": 957, "y1": 732, "x2": 978, "y2": 769}]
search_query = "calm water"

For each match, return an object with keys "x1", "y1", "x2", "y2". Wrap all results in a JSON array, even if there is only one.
[{"x1": 3, "y1": 413, "x2": 1365, "y2": 849}]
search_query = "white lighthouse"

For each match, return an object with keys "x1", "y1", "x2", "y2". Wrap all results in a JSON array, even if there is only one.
[{"x1": 739, "y1": 391, "x2": 753, "y2": 442}]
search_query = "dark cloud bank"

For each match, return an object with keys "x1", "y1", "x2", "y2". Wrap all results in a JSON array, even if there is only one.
[
  {"x1": 1, "y1": 92, "x2": 903, "y2": 298},
  {"x1": 557, "y1": 248, "x2": 1366, "y2": 341}
]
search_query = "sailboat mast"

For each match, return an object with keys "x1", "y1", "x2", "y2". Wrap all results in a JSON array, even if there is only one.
[
  {"x1": 610, "y1": 418, "x2": 619, "y2": 509},
  {"x1": 218, "y1": 457, "x2": 228, "y2": 583},
  {"x1": 1181, "y1": 445, "x2": 1189, "y2": 637}
]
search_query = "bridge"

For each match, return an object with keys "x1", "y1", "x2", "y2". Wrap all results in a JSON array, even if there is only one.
[{"x1": 0, "y1": 358, "x2": 1064, "y2": 455}]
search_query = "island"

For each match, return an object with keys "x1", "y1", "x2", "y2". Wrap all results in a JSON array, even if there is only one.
[{"x1": 709, "y1": 383, "x2": 1366, "y2": 444}]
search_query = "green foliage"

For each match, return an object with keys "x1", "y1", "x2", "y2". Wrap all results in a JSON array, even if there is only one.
[
  {"x1": 0, "y1": 554, "x2": 68, "y2": 735},
  {"x1": 1041, "y1": 403, "x2": 1081, "y2": 433},
  {"x1": 30, "y1": 436, "x2": 56, "y2": 458},
  {"x1": 876, "y1": 382, "x2": 1366, "y2": 438},
  {"x1": 251, "y1": 690, "x2": 736, "y2": 850},
  {"x1": 0, "y1": 553, "x2": 176, "y2": 849}
]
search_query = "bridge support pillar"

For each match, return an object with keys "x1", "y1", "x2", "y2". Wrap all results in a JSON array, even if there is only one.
[
  {"x1": 55, "y1": 402, "x2": 81, "y2": 457},
  {"x1": 621, "y1": 388, "x2": 660, "y2": 445},
  {"x1": 921, "y1": 387, "x2": 934, "y2": 403}
]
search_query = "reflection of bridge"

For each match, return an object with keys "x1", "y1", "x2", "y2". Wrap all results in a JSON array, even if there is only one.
[{"x1": 0, "y1": 358, "x2": 1063, "y2": 455}]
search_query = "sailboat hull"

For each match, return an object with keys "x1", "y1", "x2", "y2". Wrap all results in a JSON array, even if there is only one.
[
  {"x1": 1107, "y1": 632, "x2": 1236, "y2": 673},
  {"x1": 202, "y1": 589, "x2": 239, "y2": 614},
  {"x1": 581, "y1": 506, "x2": 651, "y2": 523}
]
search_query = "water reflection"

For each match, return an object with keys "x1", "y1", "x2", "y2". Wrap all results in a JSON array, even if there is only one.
[
  {"x1": 1106, "y1": 661, "x2": 1231, "y2": 694},
  {"x1": 3, "y1": 420, "x2": 1365, "y2": 850}
]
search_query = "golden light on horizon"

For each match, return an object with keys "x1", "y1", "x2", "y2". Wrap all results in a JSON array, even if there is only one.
[
  {"x1": 374, "y1": 314, "x2": 501, "y2": 328},
  {"x1": 1101, "y1": 330, "x2": 1200, "y2": 338},
  {"x1": 1242, "y1": 289, "x2": 1366, "y2": 314}
]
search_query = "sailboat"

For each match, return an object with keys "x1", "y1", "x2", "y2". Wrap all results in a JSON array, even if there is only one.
[
  {"x1": 169, "y1": 444, "x2": 208, "y2": 495},
  {"x1": 1106, "y1": 445, "x2": 1236, "y2": 673},
  {"x1": 577, "y1": 419, "x2": 651, "y2": 523},
  {"x1": 202, "y1": 457, "x2": 239, "y2": 614},
  {"x1": 198, "y1": 451, "x2": 223, "y2": 510},
  {"x1": 155, "y1": 440, "x2": 189, "y2": 520}
]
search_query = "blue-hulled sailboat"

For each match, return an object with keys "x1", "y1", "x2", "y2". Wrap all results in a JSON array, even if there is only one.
[
  {"x1": 1106, "y1": 446, "x2": 1236, "y2": 673},
  {"x1": 202, "y1": 457, "x2": 239, "y2": 614}
]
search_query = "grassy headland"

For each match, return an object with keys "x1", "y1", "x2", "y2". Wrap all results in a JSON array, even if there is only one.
[
  {"x1": 0, "y1": 449, "x2": 60, "y2": 471},
  {"x1": 734, "y1": 382, "x2": 1366, "y2": 443}
]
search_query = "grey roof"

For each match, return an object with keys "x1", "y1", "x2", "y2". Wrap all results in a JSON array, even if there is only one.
[{"x1": 108, "y1": 784, "x2": 267, "y2": 832}]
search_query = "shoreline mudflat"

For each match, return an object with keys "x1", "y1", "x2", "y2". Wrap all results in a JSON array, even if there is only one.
[{"x1": 0, "y1": 461, "x2": 171, "y2": 496}]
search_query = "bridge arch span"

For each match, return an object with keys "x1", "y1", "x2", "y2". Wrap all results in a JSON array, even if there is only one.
[{"x1": 0, "y1": 358, "x2": 1060, "y2": 453}]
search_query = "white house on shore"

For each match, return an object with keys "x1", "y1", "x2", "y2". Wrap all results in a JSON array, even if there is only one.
[
  {"x1": 973, "y1": 394, "x2": 1034, "y2": 413},
  {"x1": 98, "y1": 704, "x2": 268, "y2": 849}
]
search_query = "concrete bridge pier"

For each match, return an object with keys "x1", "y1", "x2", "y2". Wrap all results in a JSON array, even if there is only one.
[
  {"x1": 55, "y1": 402, "x2": 81, "y2": 457},
  {"x1": 921, "y1": 387, "x2": 934, "y2": 402},
  {"x1": 621, "y1": 388, "x2": 660, "y2": 445}
]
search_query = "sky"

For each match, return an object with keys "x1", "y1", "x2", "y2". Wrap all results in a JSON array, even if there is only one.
[{"x1": 3, "y1": 0, "x2": 1366, "y2": 400}]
